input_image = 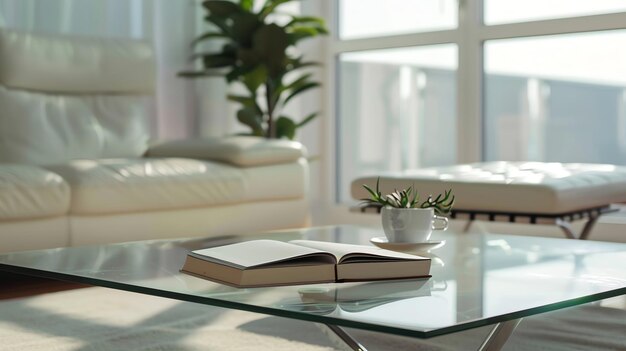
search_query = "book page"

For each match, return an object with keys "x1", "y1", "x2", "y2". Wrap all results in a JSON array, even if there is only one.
[
  {"x1": 190, "y1": 240, "x2": 336, "y2": 269},
  {"x1": 289, "y1": 240, "x2": 424, "y2": 263}
]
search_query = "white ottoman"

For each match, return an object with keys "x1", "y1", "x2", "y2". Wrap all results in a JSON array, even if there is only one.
[{"x1": 351, "y1": 162, "x2": 626, "y2": 239}]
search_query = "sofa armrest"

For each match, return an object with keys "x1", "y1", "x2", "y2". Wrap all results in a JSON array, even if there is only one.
[{"x1": 145, "y1": 136, "x2": 307, "y2": 167}]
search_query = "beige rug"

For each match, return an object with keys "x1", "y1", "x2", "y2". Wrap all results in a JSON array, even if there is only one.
[{"x1": 0, "y1": 287, "x2": 624, "y2": 351}]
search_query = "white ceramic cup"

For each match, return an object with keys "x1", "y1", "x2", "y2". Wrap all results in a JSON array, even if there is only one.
[{"x1": 381, "y1": 207, "x2": 448, "y2": 243}]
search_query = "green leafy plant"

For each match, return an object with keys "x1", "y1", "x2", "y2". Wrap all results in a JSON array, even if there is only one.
[
  {"x1": 180, "y1": 0, "x2": 328, "y2": 140},
  {"x1": 361, "y1": 178, "x2": 455, "y2": 215}
]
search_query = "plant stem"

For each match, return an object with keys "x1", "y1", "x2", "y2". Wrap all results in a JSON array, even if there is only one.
[{"x1": 265, "y1": 81, "x2": 276, "y2": 138}]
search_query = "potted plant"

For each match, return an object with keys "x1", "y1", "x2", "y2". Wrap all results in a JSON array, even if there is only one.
[
  {"x1": 180, "y1": 0, "x2": 328, "y2": 140},
  {"x1": 360, "y1": 178, "x2": 455, "y2": 214},
  {"x1": 361, "y1": 178, "x2": 455, "y2": 243}
]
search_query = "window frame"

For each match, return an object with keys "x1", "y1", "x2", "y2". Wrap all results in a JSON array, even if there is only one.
[{"x1": 317, "y1": 0, "x2": 626, "y2": 223}]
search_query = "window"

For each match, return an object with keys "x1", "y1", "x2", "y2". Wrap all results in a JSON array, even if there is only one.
[
  {"x1": 484, "y1": 0, "x2": 626, "y2": 25},
  {"x1": 330, "y1": 0, "x2": 626, "y2": 204},
  {"x1": 337, "y1": 45, "x2": 457, "y2": 202},
  {"x1": 339, "y1": 0, "x2": 457, "y2": 39},
  {"x1": 484, "y1": 31, "x2": 626, "y2": 163}
]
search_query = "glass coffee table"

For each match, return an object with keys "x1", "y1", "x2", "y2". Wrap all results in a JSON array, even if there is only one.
[{"x1": 0, "y1": 225, "x2": 625, "y2": 351}]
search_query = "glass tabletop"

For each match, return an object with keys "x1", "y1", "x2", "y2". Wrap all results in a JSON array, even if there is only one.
[{"x1": 0, "y1": 225, "x2": 625, "y2": 338}]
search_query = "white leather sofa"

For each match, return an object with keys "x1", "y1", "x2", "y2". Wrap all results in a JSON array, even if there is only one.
[{"x1": 0, "y1": 29, "x2": 309, "y2": 253}]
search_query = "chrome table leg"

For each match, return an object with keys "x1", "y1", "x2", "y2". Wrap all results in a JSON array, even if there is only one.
[
  {"x1": 477, "y1": 318, "x2": 522, "y2": 351},
  {"x1": 324, "y1": 324, "x2": 368, "y2": 351},
  {"x1": 322, "y1": 319, "x2": 522, "y2": 351}
]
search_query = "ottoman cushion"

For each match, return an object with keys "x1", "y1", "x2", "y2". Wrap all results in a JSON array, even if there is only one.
[{"x1": 351, "y1": 162, "x2": 626, "y2": 214}]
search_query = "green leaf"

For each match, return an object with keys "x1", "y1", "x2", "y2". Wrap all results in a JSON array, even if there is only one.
[
  {"x1": 410, "y1": 185, "x2": 419, "y2": 207},
  {"x1": 178, "y1": 70, "x2": 225, "y2": 78},
  {"x1": 191, "y1": 32, "x2": 229, "y2": 47},
  {"x1": 190, "y1": 45, "x2": 235, "y2": 59},
  {"x1": 290, "y1": 61, "x2": 321, "y2": 72},
  {"x1": 287, "y1": 57, "x2": 321, "y2": 70},
  {"x1": 202, "y1": 54, "x2": 236, "y2": 68},
  {"x1": 189, "y1": 51, "x2": 236, "y2": 68},
  {"x1": 239, "y1": 0, "x2": 253, "y2": 11},
  {"x1": 362, "y1": 184, "x2": 380, "y2": 201},
  {"x1": 242, "y1": 65, "x2": 268, "y2": 92},
  {"x1": 231, "y1": 12, "x2": 261, "y2": 45},
  {"x1": 260, "y1": 0, "x2": 294, "y2": 18},
  {"x1": 203, "y1": 1, "x2": 241, "y2": 17},
  {"x1": 275, "y1": 116, "x2": 297, "y2": 139},
  {"x1": 277, "y1": 73, "x2": 311, "y2": 95},
  {"x1": 225, "y1": 65, "x2": 254, "y2": 83},
  {"x1": 237, "y1": 107, "x2": 264, "y2": 136},
  {"x1": 359, "y1": 199, "x2": 382, "y2": 208},
  {"x1": 287, "y1": 22, "x2": 329, "y2": 38},
  {"x1": 253, "y1": 24, "x2": 289, "y2": 77},
  {"x1": 283, "y1": 82, "x2": 319, "y2": 105},
  {"x1": 222, "y1": 43, "x2": 238, "y2": 55},
  {"x1": 286, "y1": 16, "x2": 327, "y2": 28},
  {"x1": 405, "y1": 187, "x2": 412, "y2": 200},
  {"x1": 227, "y1": 94, "x2": 255, "y2": 106},
  {"x1": 237, "y1": 48, "x2": 261, "y2": 67},
  {"x1": 228, "y1": 94, "x2": 262, "y2": 115},
  {"x1": 296, "y1": 112, "x2": 317, "y2": 127},
  {"x1": 189, "y1": 51, "x2": 218, "y2": 61},
  {"x1": 273, "y1": 73, "x2": 311, "y2": 101},
  {"x1": 287, "y1": 26, "x2": 328, "y2": 45},
  {"x1": 205, "y1": 14, "x2": 232, "y2": 36}
]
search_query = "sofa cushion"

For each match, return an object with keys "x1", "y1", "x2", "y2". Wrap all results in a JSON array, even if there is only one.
[
  {"x1": 146, "y1": 136, "x2": 307, "y2": 167},
  {"x1": 0, "y1": 28, "x2": 155, "y2": 94},
  {"x1": 45, "y1": 158, "x2": 306, "y2": 215},
  {"x1": 351, "y1": 162, "x2": 626, "y2": 214},
  {"x1": 0, "y1": 164, "x2": 70, "y2": 220},
  {"x1": 0, "y1": 86, "x2": 151, "y2": 165}
]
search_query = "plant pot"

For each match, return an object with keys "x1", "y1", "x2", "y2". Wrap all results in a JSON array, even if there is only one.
[{"x1": 381, "y1": 207, "x2": 448, "y2": 243}]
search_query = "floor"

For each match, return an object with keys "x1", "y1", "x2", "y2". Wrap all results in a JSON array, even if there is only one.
[{"x1": 0, "y1": 271, "x2": 85, "y2": 300}]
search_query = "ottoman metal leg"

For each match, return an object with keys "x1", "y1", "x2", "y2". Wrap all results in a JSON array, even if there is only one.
[
  {"x1": 555, "y1": 219, "x2": 577, "y2": 239},
  {"x1": 578, "y1": 216, "x2": 600, "y2": 240},
  {"x1": 556, "y1": 216, "x2": 599, "y2": 240},
  {"x1": 463, "y1": 220, "x2": 474, "y2": 233}
]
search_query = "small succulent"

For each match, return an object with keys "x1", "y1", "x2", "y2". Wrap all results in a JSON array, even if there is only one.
[{"x1": 361, "y1": 178, "x2": 455, "y2": 215}]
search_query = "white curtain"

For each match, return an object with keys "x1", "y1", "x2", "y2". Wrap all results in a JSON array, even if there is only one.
[{"x1": 0, "y1": 0, "x2": 202, "y2": 140}]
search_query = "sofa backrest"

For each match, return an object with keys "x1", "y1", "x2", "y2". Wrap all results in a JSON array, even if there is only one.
[{"x1": 0, "y1": 29, "x2": 155, "y2": 165}]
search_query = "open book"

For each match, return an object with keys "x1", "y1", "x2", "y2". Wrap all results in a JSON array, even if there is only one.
[{"x1": 181, "y1": 240, "x2": 431, "y2": 287}]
